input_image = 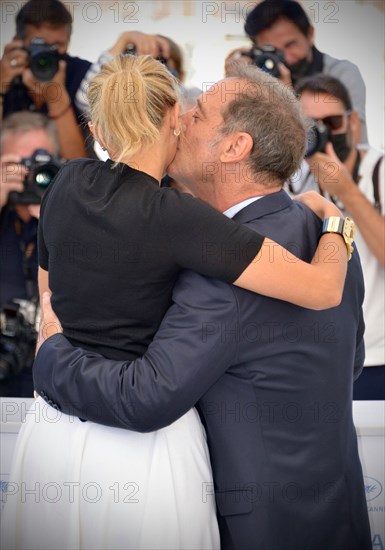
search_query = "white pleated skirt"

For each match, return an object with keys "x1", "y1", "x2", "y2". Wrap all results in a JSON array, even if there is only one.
[{"x1": 1, "y1": 397, "x2": 220, "y2": 550}]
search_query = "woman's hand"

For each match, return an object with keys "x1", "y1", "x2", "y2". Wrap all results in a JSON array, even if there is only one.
[
  {"x1": 35, "y1": 292, "x2": 63, "y2": 355},
  {"x1": 295, "y1": 191, "x2": 344, "y2": 220}
]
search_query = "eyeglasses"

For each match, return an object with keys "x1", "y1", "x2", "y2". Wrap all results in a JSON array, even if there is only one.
[{"x1": 314, "y1": 111, "x2": 352, "y2": 131}]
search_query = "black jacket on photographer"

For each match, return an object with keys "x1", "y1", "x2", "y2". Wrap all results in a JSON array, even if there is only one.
[
  {"x1": 0, "y1": 206, "x2": 38, "y2": 307},
  {"x1": 0, "y1": 205, "x2": 38, "y2": 396},
  {"x1": 2, "y1": 54, "x2": 91, "y2": 125}
]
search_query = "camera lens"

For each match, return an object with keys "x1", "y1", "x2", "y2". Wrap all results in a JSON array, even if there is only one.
[
  {"x1": 13, "y1": 150, "x2": 62, "y2": 204},
  {"x1": 256, "y1": 55, "x2": 280, "y2": 77},
  {"x1": 30, "y1": 51, "x2": 59, "y2": 81},
  {"x1": 305, "y1": 121, "x2": 329, "y2": 157},
  {"x1": 249, "y1": 47, "x2": 282, "y2": 79},
  {"x1": 33, "y1": 166, "x2": 57, "y2": 188}
]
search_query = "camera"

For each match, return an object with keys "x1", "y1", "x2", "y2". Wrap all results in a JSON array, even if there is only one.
[
  {"x1": 124, "y1": 45, "x2": 178, "y2": 78},
  {"x1": 124, "y1": 44, "x2": 167, "y2": 65},
  {"x1": 243, "y1": 45, "x2": 286, "y2": 78},
  {"x1": 26, "y1": 38, "x2": 61, "y2": 81},
  {"x1": 305, "y1": 121, "x2": 329, "y2": 158},
  {"x1": 9, "y1": 148, "x2": 63, "y2": 205},
  {"x1": 0, "y1": 299, "x2": 39, "y2": 381}
]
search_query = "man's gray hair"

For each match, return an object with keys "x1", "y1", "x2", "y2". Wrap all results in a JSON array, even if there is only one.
[
  {"x1": 0, "y1": 112, "x2": 60, "y2": 155},
  {"x1": 221, "y1": 64, "x2": 310, "y2": 185}
]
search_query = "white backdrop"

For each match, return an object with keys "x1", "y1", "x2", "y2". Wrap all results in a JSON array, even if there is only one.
[
  {"x1": 1, "y1": 398, "x2": 384, "y2": 549},
  {"x1": 1, "y1": 0, "x2": 384, "y2": 151}
]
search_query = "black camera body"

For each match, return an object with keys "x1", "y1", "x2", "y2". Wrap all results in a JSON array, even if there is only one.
[
  {"x1": 0, "y1": 299, "x2": 38, "y2": 381},
  {"x1": 26, "y1": 37, "x2": 61, "y2": 81},
  {"x1": 9, "y1": 148, "x2": 63, "y2": 205},
  {"x1": 305, "y1": 121, "x2": 330, "y2": 157},
  {"x1": 244, "y1": 45, "x2": 286, "y2": 78},
  {"x1": 124, "y1": 45, "x2": 179, "y2": 78},
  {"x1": 124, "y1": 44, "x2": 167, "y2": 66}
]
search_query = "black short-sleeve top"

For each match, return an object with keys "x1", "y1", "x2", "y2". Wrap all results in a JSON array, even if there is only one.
[{"x1": 38, "y1": 159, "x2": 264, "y2": 359}]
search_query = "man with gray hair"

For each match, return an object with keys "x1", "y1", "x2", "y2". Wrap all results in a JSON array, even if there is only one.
[
  {"x1": 34, "y1": 65, "x2": 370, "y2": 549},
  {"x1": 0, "y1": 111, "x2": 60, "y2": 396}
]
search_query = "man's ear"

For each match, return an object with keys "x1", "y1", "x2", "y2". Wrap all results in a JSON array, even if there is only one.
[
  {"x1": 307, "y1": 26, "x2": 315, "y2": 47},
  {"x1": 349, "y1": 110, "x2": 361, "y2": 145},
  {"x1": 219, "y1": 132, "x2": 253, "y2": 163}
]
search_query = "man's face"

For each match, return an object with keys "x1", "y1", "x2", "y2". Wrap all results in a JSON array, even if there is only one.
[
  {"x1": 2, "y1": 129, "x2": 56, "y2": 158},
  {"x1": 22, "y1": 24, "x2": 71, "y2": 55},
  {"x1": 255, "y1": 18, "x2": 313, "y2": 67},
  {"x1": 168, "y1": 79, "x2": 238, "y2": 198},
  {"x1": 300, "y1": 91, "x2": 354, "y2": 159},
  {"x1": 2, "y1": 128, "x2": 56, "y2": 218}
]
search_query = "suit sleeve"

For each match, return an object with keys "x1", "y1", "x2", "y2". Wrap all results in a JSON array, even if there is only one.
[
  {"x1": 353, "y1": 305, "x2": 365, "y2": 381},
  {"x1": 351, "y1": 253, "x2": 366, "y2": 381},
  {"x1": 33, "y1": 271, "x2": 239, "y2": 431}
]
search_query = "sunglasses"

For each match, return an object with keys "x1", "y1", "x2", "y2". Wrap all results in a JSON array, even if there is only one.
[{"x1": 314, "y1": 111, "x2": 352, "y2": 131}]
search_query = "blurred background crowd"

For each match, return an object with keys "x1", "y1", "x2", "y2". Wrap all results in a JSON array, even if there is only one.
[{"x1": 0, "y1": 0, "x2": 384, "y2": 399}]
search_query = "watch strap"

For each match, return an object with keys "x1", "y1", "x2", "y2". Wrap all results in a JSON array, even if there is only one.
[
  {"x1": 322, "y1": 217, "x2": 345, "y2": 234},
  {"x1": 321, "y1": 216, "x2": 355, "y2": 261}
]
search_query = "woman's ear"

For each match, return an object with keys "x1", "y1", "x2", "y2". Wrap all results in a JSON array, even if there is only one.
[
  {"x1": 170, "y1": 102, "x2": 181, "y2": 133},
  {"x1": 88, "y1": 122, "x2": 106, "y2": 150}
]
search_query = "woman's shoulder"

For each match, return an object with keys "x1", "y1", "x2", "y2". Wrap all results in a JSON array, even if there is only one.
[
  {"x1": 157, "y1": 186, "x2": 220, "y2": 218},
  {"x1": 43, "y1": 158, "x2": 105, "y2": 205},
  {"x1": 60, "y1": 157, "x2": 103, "y2": 172},
  {"x1": 53, "y1": 157, "x2": 102, "y2": 181}
]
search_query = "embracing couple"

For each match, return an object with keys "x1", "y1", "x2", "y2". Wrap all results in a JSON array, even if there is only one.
[{"x1": 1, "y1": 54, "x2": 370, "y2": 550}]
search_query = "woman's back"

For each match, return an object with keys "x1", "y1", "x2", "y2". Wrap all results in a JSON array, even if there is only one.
[
  {"x1": 39, "y1": 158, "x2": 260, "y2": 359},
  {"x1": 39, "y1": 158, "x2": 181, "y2": 359}
]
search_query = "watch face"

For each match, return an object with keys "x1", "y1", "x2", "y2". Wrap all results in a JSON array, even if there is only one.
[{"x1": 344, "y1": 217, "x2": 355, "y2": 240}]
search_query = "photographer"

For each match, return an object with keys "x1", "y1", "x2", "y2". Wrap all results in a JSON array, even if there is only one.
[
  {"x1": 0, "y1": 111, "x2": 62, "y2": 396},
  {"x1": 74, "y1": 31, "x2": 172, "y2": 120},
  {"x1": 294, "y1": 74, "x2": 384, "y2": 400},
  {"x1": 225, "y1": 0, "x2": 367, "y2": 143},
  {"x1": 0, "y1": 0, "x2": 91, "y2": 159},
  {"x1": 75, "y1": 30, "x2": 200, "y2": 116}
]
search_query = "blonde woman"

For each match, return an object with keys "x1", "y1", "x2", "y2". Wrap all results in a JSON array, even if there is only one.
[{"x1": 2, "y1": 55, "x2": 350, "y2": 550}]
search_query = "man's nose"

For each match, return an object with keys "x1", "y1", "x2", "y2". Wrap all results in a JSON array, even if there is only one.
[{"x1": 284, "y1": 51, "x2": 296, "y2": 66}]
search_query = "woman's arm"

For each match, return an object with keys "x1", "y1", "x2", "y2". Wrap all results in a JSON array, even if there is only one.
[
  {"x1": 234, "y1": 193, "x2": 348, "y2": 310},
  {"x1": 166, "y1": 190, "x2": 349, "y2": 311},
  {"x1": 35, "y1": 267, "x2": 50, "y2": 356},
  {"x1": 38, "y1": 267, "x2": 49, "y2": 302}
]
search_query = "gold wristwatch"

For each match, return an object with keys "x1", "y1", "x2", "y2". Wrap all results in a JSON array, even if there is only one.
[{"x1": 321, "y1": 216, "x2": 355, "y2": 261}]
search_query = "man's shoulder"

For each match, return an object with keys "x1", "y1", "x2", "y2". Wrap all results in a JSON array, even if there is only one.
[
  {"x1": 64, "y1": 55, "x2": 92, "y2": 95},
  {"x1": 172, "y1": 195, "x2": 321, "y2": 299},
  {"x1": 360, "y1": 147, "x2": 384, "y2": 170},
  {"x1": 65, "y1": 54, "x2": 92, "y2": 70},
  {"x1": 240, "y1": 193, "x2": 321, "y2": 236},
  {"x1": 322, "y1": 52, "x2": 363, "y2": 81}
]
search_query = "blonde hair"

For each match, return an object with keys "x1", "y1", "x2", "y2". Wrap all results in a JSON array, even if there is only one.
[{"x1": 87, "y1": 54, "x2": 179, "y2": 163}]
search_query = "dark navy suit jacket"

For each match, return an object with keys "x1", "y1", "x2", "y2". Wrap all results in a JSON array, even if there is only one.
[{"x1": 33, "y1": 190, "x2": 371, "y2": 550}]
